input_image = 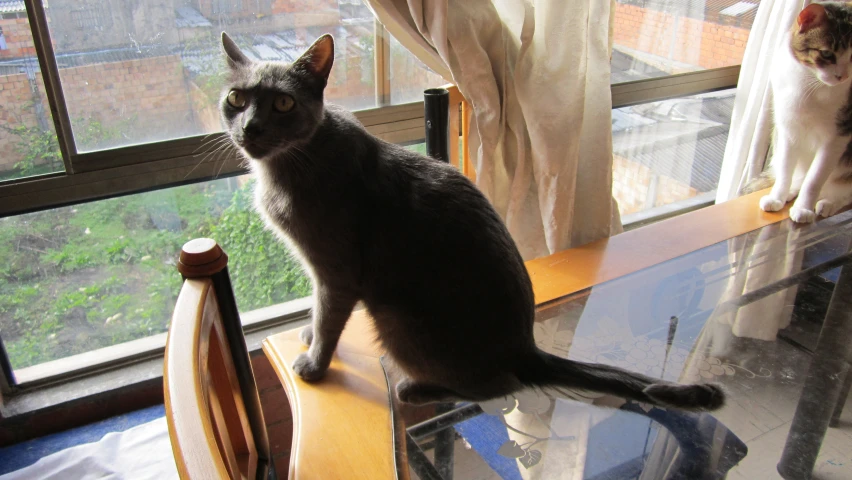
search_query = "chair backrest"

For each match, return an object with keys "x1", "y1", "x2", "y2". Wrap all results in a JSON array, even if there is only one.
[
  {"x1": 164, "y1": 238, "x2": 274, "y2": 480},
  {"x1": 445, "y1": 84, "x2": 474, "y2": 182}
]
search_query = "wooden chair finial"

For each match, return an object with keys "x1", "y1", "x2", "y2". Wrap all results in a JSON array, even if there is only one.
[{"x1": 178, "y1": 238, "x2": 229, "y2": 278}]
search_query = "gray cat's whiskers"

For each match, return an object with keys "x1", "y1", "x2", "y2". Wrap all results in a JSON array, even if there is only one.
[
  {"x1": 185, "y1": 136, "x2": 235, "y2": 180},
  {"x1": 192, "y1": 133, "x2": 228, "y2": 154},
  {"x1": 213, "y1": 142, "x2": 238, "y2": 179}
]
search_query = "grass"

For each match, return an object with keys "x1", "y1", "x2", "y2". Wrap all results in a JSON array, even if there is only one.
[
  {"x1": 0, "y1": 177, "x2": 309, "y2": 369},
  {"x1": 0, "y1": 141, "x2": 432, "y2": 371}
]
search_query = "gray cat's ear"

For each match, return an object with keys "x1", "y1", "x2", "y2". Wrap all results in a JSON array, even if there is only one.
[
  {"x1": 222, "y1": 32, "x2": 250, "y2": 69},
  {"x1": 294, "y1": 34, "x2": 334, "y2": 82}
]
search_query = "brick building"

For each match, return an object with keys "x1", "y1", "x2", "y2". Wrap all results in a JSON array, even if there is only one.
[
  {"x1": 0, "y1": 0, "x2": 753, "y2": 195},
  {"x1": 0, "y1": 0, "x2": 379, "y2": 173}
]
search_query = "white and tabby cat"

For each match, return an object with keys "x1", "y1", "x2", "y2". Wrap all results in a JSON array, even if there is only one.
[{"x1": 760, "y1": 2, "x2": 852, "y2": 222}]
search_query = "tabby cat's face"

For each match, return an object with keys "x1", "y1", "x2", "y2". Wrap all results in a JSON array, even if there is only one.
[
  {"x1": 792, "y1": 3, "x2": 852, "y2": 86},
  {"x1": 219, "y1": 33, "x2": 334, "y2": 160}
]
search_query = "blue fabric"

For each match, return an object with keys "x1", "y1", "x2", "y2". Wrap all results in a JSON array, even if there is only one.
[
  {"x1": 454, "y1": 413, "x2": 522, "y2": 480},
  {"x1": 0, "y1": 404, "x2": 165, "y2": 476},
  {"x1": 584, "y1": 410, "x2": 657, "y2": 479}
]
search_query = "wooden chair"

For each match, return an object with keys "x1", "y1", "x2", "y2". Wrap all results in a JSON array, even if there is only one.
[
  {"x1": 164, "y1": 238, "x2": 276, "y2": 480},
  {"x1": 446, "y1": 85, "x2": 474, "y2": 182}
]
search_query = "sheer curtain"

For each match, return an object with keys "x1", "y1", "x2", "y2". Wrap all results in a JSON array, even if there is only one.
[
  {"x1": 365, "y1": 0, "x2": 621, "y2": 260},
  {"x1": 716, "y1": 0, "x2": 807, "y2": 203},
  {"x1": 703, "y1": 0, "x2": 809, "y2": 360}
]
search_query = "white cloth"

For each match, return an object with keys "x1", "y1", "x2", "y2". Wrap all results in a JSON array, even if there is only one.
[
  {"x1": 0, "y1": 417, "x2": 178, "y2": 480},
  {"x1": 366, "y1": 0, "x2": 621, "y2": 259},
  {"x1": 716, "y1": 0, "x2": 808, "y2": 202}
]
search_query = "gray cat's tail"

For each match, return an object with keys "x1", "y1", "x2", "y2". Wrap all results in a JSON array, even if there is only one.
[{"x1": 519, "y1": 350, "x2": 725, "y2": 411}]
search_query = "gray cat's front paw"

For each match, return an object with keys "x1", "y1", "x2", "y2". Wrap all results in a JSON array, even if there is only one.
[
  {"x1": 299, "y1": 326, "x2": 313, "y2": 346},
  {"x1": 292, "y1": 352, "x2": 327, "y2": 382},
  {"x1": 790, "y1": 205, "x2": 816, "y2": 223}
]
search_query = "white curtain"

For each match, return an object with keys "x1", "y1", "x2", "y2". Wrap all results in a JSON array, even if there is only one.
[
  {"x1": 716, "y1": 0, "x2": 807, "y2": 203},
  {"x1": 365, "y1": 0, "x2": 621, "y2": 259}
]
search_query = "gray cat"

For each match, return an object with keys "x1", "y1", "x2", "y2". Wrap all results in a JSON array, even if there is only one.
[{"x1": 219, "y1": 32, "x2": 725, "y2": 410}]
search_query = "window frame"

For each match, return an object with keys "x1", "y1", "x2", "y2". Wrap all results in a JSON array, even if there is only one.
[{"x1": 0, "y1": 1, "x2": 742, "y2": 394}]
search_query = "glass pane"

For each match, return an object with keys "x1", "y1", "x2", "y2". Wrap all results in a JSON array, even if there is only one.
[
  {"x1": 612, "y1": 88, "x2": 733, "y2": 216},
  {"x1": 612, "y1": 0, "x2": 756, "y2": 83},
  {"x1": 43, "y1": 0, "x2": 376, "y2": 152},
  {"x1": 0, "y1": 9, "x2": 64, "y2": 182},
  {"x1": 0, "y1": 175, "x2": 310, "y2": 371},
  {"x1": 395, "y1": 210, "x2": 852, "y2": 479},
  {"x1": 389, "y1": 35, "x2": 446, "y2": 105}
]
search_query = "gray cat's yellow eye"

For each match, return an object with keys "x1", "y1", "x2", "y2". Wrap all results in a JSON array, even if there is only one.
[
  {"x1": 274, "y1": 94, "x2": 295, "y2": 113},
  {"x1": 819, "y1": 50, "x2": 834, "y2": 60},
  {"x1": 227, "y1": 90, "x2": 246, "y2": 108}
]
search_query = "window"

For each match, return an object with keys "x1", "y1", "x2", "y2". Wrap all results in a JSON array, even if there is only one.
[
  {"x1": 1, "y1": 175, "x2": 314, "y2": 376},
  {"x1": 389, "y1": 35, "x2": 446, "y2": 105},
  {"x1": 613, "y1": 89, "x2": 734, "y2": 219},
  {"x1": 0, "y1": 0, "x2": 752, "y2": 391},
  {"x1": 0, "y1": 0, "x2": 443, "y2": 390},
  {"x1": 610, "y1": 0, "x2": 755, "y2": 220},
  {"x1": 611, "y1": 0, "x2": 755, "y2": 83},
  {"x1": 0, "y1": 4, "x2": 63, "y2": 183}
]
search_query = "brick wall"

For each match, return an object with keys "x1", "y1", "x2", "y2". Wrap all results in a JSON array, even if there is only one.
[
  {"x1": 613, "y1": 3, "x2": 750, "y2": 71},
  {"x1": 271, "y1": 0, "x2": 337, "y2": 15},
  {"x1": 0, "y1": 73, "x2": 48, "y2": 171},
  {"x1": 613, "y1": 153, "x2": 699, "y2": 215},
  {"x1": 0, "y1": 18, "x2": 38, "y2": 59},
  {"x1": 59, "y1": 55, "x2": 194, "y2": 149},
  {"x1": 325, "y1": 55, "x2": 374, "y2": 106},
  {"x1": 0, "y1": 54, "x2": 195, "y2": 172}
]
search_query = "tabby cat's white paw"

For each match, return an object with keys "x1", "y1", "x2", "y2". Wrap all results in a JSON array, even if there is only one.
[
  {"x1": 760, "y1": 195, "x2": 785, "y2": 212},
  {"x1": 816, "y1": 200, "x2": 838, "y2": 218},
  {"x1": 790, "y1": 206, "x2": 816, "y2": 223}
]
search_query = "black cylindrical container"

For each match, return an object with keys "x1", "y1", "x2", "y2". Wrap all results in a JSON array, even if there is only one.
[{"x1": 424, "y1": 88, "x2": 450, "y2": 163}]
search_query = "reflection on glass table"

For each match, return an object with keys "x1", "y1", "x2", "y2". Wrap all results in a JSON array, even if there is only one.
[{"x1": 393, "y1": 210, "x2": 852, "y2": 480}]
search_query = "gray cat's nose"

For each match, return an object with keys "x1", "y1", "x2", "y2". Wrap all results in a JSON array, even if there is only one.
[{"x1": 242, "y1": 120, "x2": 265, "y2": 138}]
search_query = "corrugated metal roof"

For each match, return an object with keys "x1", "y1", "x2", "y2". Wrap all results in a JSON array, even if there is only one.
[
  {"x1": 613, "y1": 92, "x2": 734, "y2": 192},
  {"x1": 721, "y1": 2, "x2": 758, "y2": 17},
  {"x1": 0, "y1": 1, "x2": 25, "y2": 14},
  {"x1": 178, "y1": 25, "x2": 371, "y2": 75},
  {"x1": 611, "y1": 50, "x2": 669, "y2": 84},
  {"x1": 175, "y1": 6, "x2": 212, "y2": 29},
  {"x1": 619, "y1": 0, "x2": 760, "y2": 27}
]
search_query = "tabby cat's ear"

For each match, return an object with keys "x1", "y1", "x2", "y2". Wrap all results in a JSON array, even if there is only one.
[
  {"x1": 798, "y1": 4, "x2": 827, "y2": 33},
  {"x1": 293, "y1": 35, "x2": 335, "y2": 84},
  {"x1": 222, "y1": 32, "x2": 250, "y2": 69}
]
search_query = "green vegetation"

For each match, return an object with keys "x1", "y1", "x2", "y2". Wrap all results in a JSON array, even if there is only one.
[
  {"x1": 0, "y1": 126, "x2": 428, "y2": 371},
  {"x1": 0, "y1": 178, "x2": 309, "y2": 369}
]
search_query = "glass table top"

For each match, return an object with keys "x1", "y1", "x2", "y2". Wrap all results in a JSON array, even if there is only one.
[{"x1": 388, "y1": 210, "x2": 852, "y2": 480}]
